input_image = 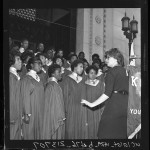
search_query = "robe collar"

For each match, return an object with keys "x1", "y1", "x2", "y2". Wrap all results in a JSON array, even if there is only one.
[
  {"x1": 41, "y1": 67, "x2": 46, "y2": 73},
  {"x1": 67, "y1": 61, "x2": 70, "y2": 65},
  {"x1": 84, "y1": 71, "x2": 87, "y2": 75},
  {"x1": 61, "y1": 67, "x2": 65, "y2": 74},
  {"x1": 66, "y1": 67, "x2": 71, "y2": 71},
  {"x1": 9, "y1": 66, "x2": 20, "y2": 80},
  {"x1": 48, "y1": 77, "x2": 58, "y2": 84},
  {"x1": 46, "y1": 60, "x2": 53, "y2": 66},
  {"x1": 85, "y1": 79, "x2": 99, "y2": 86},
  {"x1": 97, "y1": 69, "x2": 103, "y2": 77},
  {"x1": 69, "y1": 72, "x2": 82, "y2": 83},
  {"x1": 27, "y1": 69, "x2": 40, "y2": 82}
]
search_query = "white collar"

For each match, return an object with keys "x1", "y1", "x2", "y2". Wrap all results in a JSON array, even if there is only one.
[
  {"x1": 67, "y1": 61, "x2": 70, "y2": 65},
  {"x1": 27, "y1": 70, "x2": 40, "y2": 82},
  {"x1": 97, "y1": 69, "x2": 102, "y2": 77},
  {"x1": 47, "y1": 59, "x2": 53, "y2": 65},
  {"x1": 85, "y1": 79, "x2": 99, "y2": 86},
  {"x1": 41, "y1": 67, "x2": 46, "y2": 73},
  {"x1": 19, "y1": 47, "x2": 25, "y2": 53},
  {"x1": 84, "y1": 71, "x2": 87, "y2": 75},
  {"x1": 9, "y1": 66, "x2": 20, "y2": 80},
  {"x1": 68, "y1": 72, "x2": 82, "y2": 83},
  {"x1": 48, "y1": 77, "x2": 58, "y2": 84},
  {"x1": 66, "y1": 67, "x2": 71, "y2": 71},
  {"x1": 61, "y1": 67, "x2": 65, "y2": 74}
]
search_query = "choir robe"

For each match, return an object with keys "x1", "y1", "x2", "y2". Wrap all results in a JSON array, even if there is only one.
[
  {"x1": 63, "y1": 59, "x2": 70, "y2": 68},
  {"x1": 61, "y1": 75, "x2": 86, "y2": 139},
  {"x1": 20, "y1": 75, "x2": 45, "y2": 140},
  {"x1": 81, "y1": 79, "x2": 105, "y2": 139},
  {"x1": 18, "y1": 64, "x2": 28, "y2": 79},
  {"x1": 82, "y1": 71, "x2": 88, "y2": 82},
  {"x1": 38, "y1": 66, "x2": 49, "y2": 87},
  {"x1": 9, "y1": 73, "x2": 21, "y2": 139},
  {"x1": 59, "y1": 68, "x2": 72, "y2": 88},
  {"x1": 42, "y1": 80, "x2": 65, "y2": 139}
]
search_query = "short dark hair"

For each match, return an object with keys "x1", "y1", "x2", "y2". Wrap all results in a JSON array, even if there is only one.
[
  {"x1": 9, "y1": 50, "x2": 21, "y2": 66},
  {"x1": 69, "y1": 54, "x2": 78, "y2": 61},
  {"x1": 26, "y1": 56, "x2": 41, "y2": 71},
  {"x1": 53, "y1": 56, "x2": 64, "y2": 64},
  {"x1": 71, "y1": 59, "x2": 83, "y2": 71},
  {"x1": 105, "y1": 48, "x2": 124, "y2": 67},
  {"x1": 86, "y1": 65, "x2": 98, "y2": 74},
  {"x1": 92, "y1": 53, "x2": 99, "y2": 60},
  {"x1": 92, "y1": 59, "x2": 101, "y2": 67},
  {"x1": 78, "y1": 52, "x2": 84, "y2": 55},
  {"x1": 48, "y1": 64, "x2": 61, "y2": 77},
  {"x1": 36, "y1": 52, "x2": 47, "y2": 59},
  {"x1": 21, "y1": 51, "x2": 34, "y2": 63}
]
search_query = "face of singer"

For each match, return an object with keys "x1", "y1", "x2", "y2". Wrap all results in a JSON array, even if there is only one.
[
  {"x1": 53, "y1": 68, "x2": 62, "y2": 81},
  {"x1": 40, "y1": 55, "x2": 46, "y2": 66},
  {"x1": 83, "y1": 61, "x2": 89, "y2": 70},
  {"x1": 70, "y1": 56, "x2": 77, "y2": 64},
  {"x1": 88, "y1": 69, "x2": 97, "y2": 80},
  {"x1": 32, "y1": 61, "x2": 42, "y2": 73},
  {"x1": 56, "y1": 58, "x2": 63, "y2": 67},
  {"x1": 75, "y1": 63, "x2": 84, "y2": 75},
  {"x1": 13, "y1": 56, "x2": 22, "y2": 71},
  {"x1": 57, "y1": 50, "x2": 63, "y2": 57}
]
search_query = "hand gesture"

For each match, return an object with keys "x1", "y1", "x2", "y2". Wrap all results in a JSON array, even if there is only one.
[{"x1": 81, "y1": 99, "x2": 92, "y2": 107}]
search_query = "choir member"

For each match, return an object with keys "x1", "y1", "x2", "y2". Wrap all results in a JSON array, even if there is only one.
[
  {"x1": 92, "y1": 59, "x2": 103, "y2": 81},
  {"x1": 78, "y1": 52, "x2": 85, "y2": 60},
  {"x1": 81, "y1": 48, "x2": 129, "y2": 139},
  {"x1": 19, "y1": 51, "x2": 34, "y2": 78},
  {"x1": 46, "y1": 49, "x2": 54, "y2": 67},
  {"x1": 42, "y1": 64, "x2": 65, "y2": 139},
  {"x1": 56, "y1": 49, "x2": 68, "y2": 68},
  {"x1": 61, "y1": 60, "x2": 86, "y2": 139},
  {"x1": 9, "y1": 50, "x2": 22, "y2": 139},
  {"x1": 36, "y1": 53, "x2": 49, "y2": 86},
  {"x1": 65, "y1": 53, "x2": 78, "y2": 74},
  {"x1": 20, "y1": 56, "x2": 45, "y2": 139},
  {"x1": 82, "y1": 58, "x2": 89, "y2": 82},
  {"x1": 81, "y1": 65, "x2": 105, "y2": 139},
  {"x1": 19, "y1": 38, "x2": 29, "y2": 54},
  {"x1": 35, "y1": 43, "x2": 45, "y2": 56}
]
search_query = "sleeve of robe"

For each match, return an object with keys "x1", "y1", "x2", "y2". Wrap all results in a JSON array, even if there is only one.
[
  {"x1": 60, "y1": 77, "x2": 70, "y2": 115},
  {"x1": 9, "y1": 74, "x2": 19, "y2": 123},
  {"x1": 42, "y1": 83, "x2": 65, "y2": 139},
  {"x1": 20, "y1": 77, "x2": 34, "y2": 116}
]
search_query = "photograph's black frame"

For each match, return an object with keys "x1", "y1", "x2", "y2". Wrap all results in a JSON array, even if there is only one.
[{"x1": 3, "y1": 0, "x2": 148, "y2": 149}]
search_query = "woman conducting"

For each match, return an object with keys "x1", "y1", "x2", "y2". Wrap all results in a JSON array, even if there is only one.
[{"x1": 81, "y1": 48, "x2": 129, "y2": 139}]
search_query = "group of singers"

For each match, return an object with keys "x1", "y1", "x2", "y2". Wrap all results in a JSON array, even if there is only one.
[{"x1": 9, "y1": 38, "x2": 129, "y2": 140}]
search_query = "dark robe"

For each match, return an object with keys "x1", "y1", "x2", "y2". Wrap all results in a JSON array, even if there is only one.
[
  {"x1": 42, "y1": 81, "x2": 65, "y2": 139},
  {"x1": 18, "y1": 64, "x2": 28, "y2": 79},
  {"x1": 63, "y1": 59, "x2": 70, "y2": 68},
  {"x1": 38, "y1": 66, "x2": 49, "y2": 87},
  {"x1": 20, "y1": 75, "x2": 45, "y2": 140},
  {"x1": 61, "y1": 76, "x2": 86, "y2": 139},
  {"x1": 81, "y1": 79, "x2": 105, "y2": 139},
  {"x1": 9, "y1": 73, "x2": 21, "y2": 139},
  {"x1": 59, "y1": 68, "x2": 72, "y2": 88}
]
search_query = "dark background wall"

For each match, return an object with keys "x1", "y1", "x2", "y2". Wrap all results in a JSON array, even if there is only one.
[{"x1": 9, "y1": 9, "x2": 77, "y2": 59}]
